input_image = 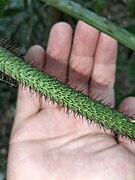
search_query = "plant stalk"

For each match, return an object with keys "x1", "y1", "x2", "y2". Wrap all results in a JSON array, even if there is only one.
[
  {"x1": 0, "y1": 47, "x2": 135, "y2": 141},
  {"x1": 41, "y1": 0, "x2": 135, "y2": 51}
]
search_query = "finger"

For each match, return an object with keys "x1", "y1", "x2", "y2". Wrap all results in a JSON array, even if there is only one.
[
  {"x1": 45, "y1": 22, "x2": 72, "y2": 82},
  {"x1": 67, "y1": 21, "x2": 99, "y2": 94},
  {"x1": 89, "y1": 33, "x2": 117, "y2": 107},
  {"x1": 42, "y1": 22, "x2": 72, "y2": 108},
  {"x1": 118, "y1": 97, "x2": 135, "y2": 154},
  {"x1": 15, "y1": 45, "x2": 46, "y2": 122}
]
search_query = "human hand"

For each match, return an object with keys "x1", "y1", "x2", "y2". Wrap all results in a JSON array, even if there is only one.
[{"x1": 7, "y1": 21, "x2": 135, "y2": 180}]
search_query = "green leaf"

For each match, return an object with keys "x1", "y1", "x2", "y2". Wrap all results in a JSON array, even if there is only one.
[
  {"x1": 129, "y1": 0, "x2": 135, "y2": 18},
  {"x1": 90, "y1": 0, "x2": 106, "y2": 14},
  {"x1": 2, "y1": 7, "x2": 24, "y2": 16},
  {"x1": 41, "y1": 0, "x2": 135, "y2": 51},
  {"x1": 0, "y1": 0, "x2": 10, "y2": 12},
  {"x1": 128, "y1": 52, "x2": 135, "y2": 77}
]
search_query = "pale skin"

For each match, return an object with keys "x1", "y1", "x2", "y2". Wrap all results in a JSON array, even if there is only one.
[{"x1": 7, "y1": 21, "x2": 135, "y2": 180}]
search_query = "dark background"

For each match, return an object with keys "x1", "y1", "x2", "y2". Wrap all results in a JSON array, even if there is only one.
[{"x1": 0, "y1": 0, "x2": 135, "y2": 179}]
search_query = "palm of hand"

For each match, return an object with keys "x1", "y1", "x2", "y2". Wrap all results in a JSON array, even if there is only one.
[{"x1": 7, "y1": 21, "x2": 135, "y2": 180}]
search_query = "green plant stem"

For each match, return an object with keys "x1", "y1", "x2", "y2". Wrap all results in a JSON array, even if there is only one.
[
  {"x1": 41, "y1": 0, "x2": 135, "y2": 51},
  {"x1": 0, "y1": 47, "x2": 135, "y2": 141}
]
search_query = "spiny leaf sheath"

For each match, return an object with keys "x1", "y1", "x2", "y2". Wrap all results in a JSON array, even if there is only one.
[{"x1": 0, "y1": 47, "x2": 135, "y2": 140}]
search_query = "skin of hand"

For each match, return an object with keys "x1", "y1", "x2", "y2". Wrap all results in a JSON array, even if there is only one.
[{"x1": 7, "y1": 21, "x2": 135, "y2": 180}]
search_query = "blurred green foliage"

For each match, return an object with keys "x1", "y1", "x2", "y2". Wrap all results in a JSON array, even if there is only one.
[
  {"x1": 0, "y1": 0, "x2": 135, "y2": 179},
  {"x1": 0, "y1": 0, "x2": 10, "y2": 12}
]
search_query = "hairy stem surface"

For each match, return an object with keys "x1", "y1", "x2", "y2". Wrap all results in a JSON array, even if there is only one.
[{"x1": 0, "y1": 47, "x2": 135, "y2": 141}]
